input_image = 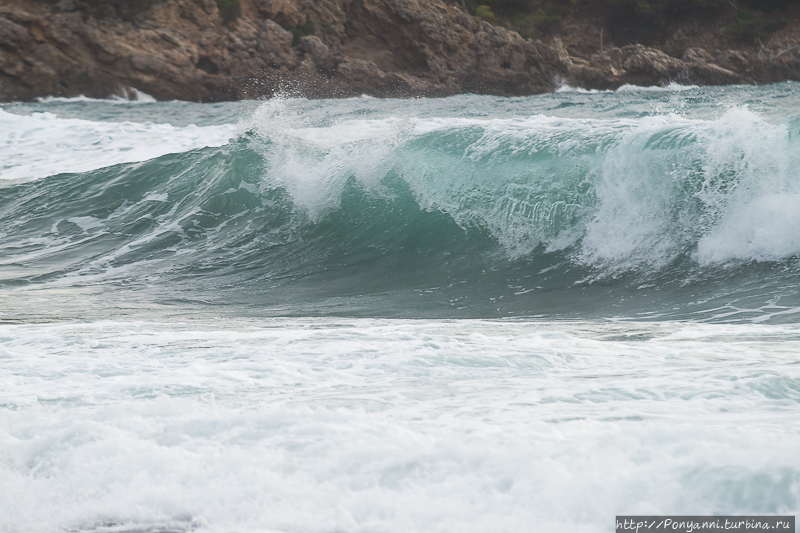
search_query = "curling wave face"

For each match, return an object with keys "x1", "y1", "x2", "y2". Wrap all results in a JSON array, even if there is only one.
[{"x1": 2, "y1": 85, "x2": 800, "y2": 321}]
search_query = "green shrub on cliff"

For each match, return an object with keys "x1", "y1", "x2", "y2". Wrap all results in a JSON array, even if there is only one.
[
  {"x1": 456, "y1": 0, "x2": 797, "y2": 44},
  {"x1": 475, "y1": 4, "x2": 497, "y2": 20},
  {"x1": 725, "y1": 8, "x2": 760, "y2": 39},
  {"x1": 604, "y1": 0, "x2": 725, "y2": 16},
  {"x1": 725, "y1": 7, "x2": 789, "y2": 40},
  {"x1": 739, "y1": 0, "x2": 799, "y2": 12},
  {"x1": 601, "y1": 0, "x2": 796, "y2": 45},
  {"x1": 516, "y1": 7, "x2": 564, "y2": 33},
  {"x1": 763, "y1": 16, "x2": 788, "y2": 32},
  {"x1": 280, "y1": 20, "x2": 316, "y2": 45},
  {"x1": 604, "y1": 0, "x2": 800, "y2": 17},
  {"x1": 469, "y1": 0, "x2": 574, "y2": 37},
  {"x1": 216, "y1": 0, "x2": 241, "y2": 23}
]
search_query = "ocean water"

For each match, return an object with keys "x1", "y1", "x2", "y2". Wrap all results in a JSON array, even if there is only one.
[{"x1": 1, "y1": 84, "x2": 799, "y2": 532}]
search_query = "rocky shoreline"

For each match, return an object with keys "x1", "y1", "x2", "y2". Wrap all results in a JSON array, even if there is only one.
[{"x1": 1, "y1": 0, "x2": 799, "y2": 102}]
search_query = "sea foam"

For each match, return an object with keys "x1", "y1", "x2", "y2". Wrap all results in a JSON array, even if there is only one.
[
  {"x1": 0, "y1": 320, "x2": 798, "y2": 533},
  {"x1": 0, "y1": 109, "x2": 236, "y2": 181}
]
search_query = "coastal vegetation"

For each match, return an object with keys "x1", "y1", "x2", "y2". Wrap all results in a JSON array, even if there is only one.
[
  {"x1": 215, "y1": 0, "x2": 241, "y2": 23},
  {"x1": 280, "y1": 20, "x2": 317, "y2": 45},
  {"x1": 81, "y1": 0, "x2": 797, "y2": 44},
  {"x1": 464, "y1": 0, "x2": 575, "y2": 38},
  {"x1": 465, "y1": 0, "x2": 797, "y2": 41}
]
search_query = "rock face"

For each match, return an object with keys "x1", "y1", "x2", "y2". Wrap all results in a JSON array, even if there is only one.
[
  {"x1": 0, "y1": 0, "x2": 799, "y2": 101},
  {"x1": 567, "y1": 43, "x2": 800, "y2": 89},
  {"x1": 0, "y1": 0, "x2": 572, "y2": 101}
]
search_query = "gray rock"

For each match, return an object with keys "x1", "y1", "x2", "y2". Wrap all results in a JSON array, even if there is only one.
[{"x1": 1, "y1": 0, "x2": 798, "y2": 102}]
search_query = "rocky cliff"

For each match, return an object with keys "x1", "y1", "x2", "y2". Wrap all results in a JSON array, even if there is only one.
[{"x1": 1, "y1": 0, "x2": 799, "y2": 102}]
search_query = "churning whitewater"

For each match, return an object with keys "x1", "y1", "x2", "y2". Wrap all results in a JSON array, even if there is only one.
[{"x1": 1, "y1": 84, "x2": 799, "y2": 533}]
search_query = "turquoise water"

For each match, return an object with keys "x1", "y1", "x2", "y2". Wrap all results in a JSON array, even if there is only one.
[
  {"x1": 1, "y1": 85, "x2": 799, "y2": 533},
  {"x1": 4, "y1": 85, "x2": 800, "y2": 321}
]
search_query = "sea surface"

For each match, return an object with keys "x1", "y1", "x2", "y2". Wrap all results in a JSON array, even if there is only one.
[{"x1": 1, "y1": 84, "x2": 799, "y2": 532}]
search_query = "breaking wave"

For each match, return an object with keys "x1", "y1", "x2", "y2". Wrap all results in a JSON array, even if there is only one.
[{"x1": 3, "y1": 96, "x2": 800, "y2": 321}]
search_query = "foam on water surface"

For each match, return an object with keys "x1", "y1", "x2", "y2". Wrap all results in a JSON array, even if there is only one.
[
  {"x1": 556, "y1": 82, "x2": 699, "y2": 94},
  {"x1": 1, "y1": 319, "x2": 798, "y2": 533},
  {"x1": 0, "y1": 109, "x2": 236, "y2": 181},
  {"x1": 36, "y1": 87, "x2": 158, "y2": 104}
]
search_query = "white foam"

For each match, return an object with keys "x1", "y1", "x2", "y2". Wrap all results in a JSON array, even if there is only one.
[
  {"x1": 0, "y1": 319, "x2": 798, "y2": 533},
  {"x1": 556, "y1": 82, "x2": 698, "y2": 94},
  {"x1": 36, "y1": 87, "x2": 158, "y2": 104},
  {"x1": 616, "y1": 82, "x2": 699, "y2": 92},
  {"x1": 67, "y1": 216, "x2": 105, "y2": 232},
  {"x1": 580, "y1": 107, "x2": 800, "y2": 271},
  {"x1": 248, "y1": 99, "x2": 410, "y2": 218},
  {"x1": 580, "y1": 114, "x2": 699, "y2": 270},
  {"x1": 697, "y1": 193, "x2": 800, "y2": 263},
  {"x1": 556, "y1": 83, "x2": 609, "y2": 94},
  {"x1": 693, "y1": 108, "x2": 800, "y2": 264},
  {"x1": 0, "y1": 109, "x2": 237, "y2": 181}
]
